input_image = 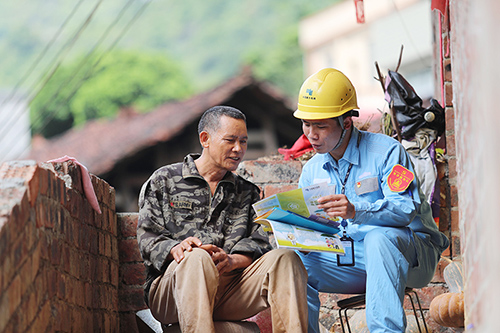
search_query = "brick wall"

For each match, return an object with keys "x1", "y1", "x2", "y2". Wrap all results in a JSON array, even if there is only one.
[
  {"x1": 433, "y1": 5, "x2": 459, "y2": 260},
  {"x1": 116, "y1": 212, "x2": 147, "y2": 331},
  {"x1": 0, "y1": 160, "x2": 118, "y2": 332}
]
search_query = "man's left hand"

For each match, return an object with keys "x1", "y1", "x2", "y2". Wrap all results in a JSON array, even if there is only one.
[{"x1": 199, "y1": 244, "x2": 253, "y2": 274}]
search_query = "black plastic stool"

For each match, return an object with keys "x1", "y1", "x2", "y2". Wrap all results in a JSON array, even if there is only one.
[{"x1": 337, "y1": 287, "x2": 428, "y2": 333}]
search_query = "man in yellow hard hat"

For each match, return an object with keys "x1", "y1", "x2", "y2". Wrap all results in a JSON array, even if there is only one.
[{"x1": 293, "y1": 68, "x2": 449, "y2": 332}]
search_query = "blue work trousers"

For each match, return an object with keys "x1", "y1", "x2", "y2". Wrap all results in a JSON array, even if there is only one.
[{"x1": 297, "y1": 227, "x2": 439, "y2": 333}]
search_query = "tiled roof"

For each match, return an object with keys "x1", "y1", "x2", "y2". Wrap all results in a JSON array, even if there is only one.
[{"x1": 28, "y1": 70, "x2": 293, "y2": 175}]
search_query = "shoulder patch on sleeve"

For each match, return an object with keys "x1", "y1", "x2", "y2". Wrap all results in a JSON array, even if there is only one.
[{"x1": 387, "y1": 164, "x2": 414, "y2": 192}]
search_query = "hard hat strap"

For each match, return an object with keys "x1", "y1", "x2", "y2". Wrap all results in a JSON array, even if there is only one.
[{"x1": 332, "y1": 115, "x2": 347, "y2": 151}]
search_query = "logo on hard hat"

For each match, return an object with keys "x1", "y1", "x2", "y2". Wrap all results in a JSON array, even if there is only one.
[{"x1": 302, "y1": 88, "x2": 316, "y2": 100}]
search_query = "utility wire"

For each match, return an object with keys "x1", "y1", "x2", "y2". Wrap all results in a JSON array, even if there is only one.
[
  {"x1": 0, "y1": 0, "x2": 104, "y2": 140},
  {"x1": 390, "y1": 0, "x2": 427, "y2": 68},
  {"x1": 29, "y1": 0, "x2": 136, "y2": 134},
  {"x1": 0, "y1": 0, "x2": 85, "y2": 111},
  {"x1": 12, "y1": 0, "x2": 152, "y2": 160}
]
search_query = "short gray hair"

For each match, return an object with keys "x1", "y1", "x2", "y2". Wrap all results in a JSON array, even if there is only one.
[{"x1": 198, "y1": 106, "x2": 246, "y2": 135}]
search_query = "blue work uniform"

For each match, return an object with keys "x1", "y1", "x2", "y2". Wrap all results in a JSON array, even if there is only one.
[{"x1": 297, "y1": 127, "x2": 449, "y2": 333}]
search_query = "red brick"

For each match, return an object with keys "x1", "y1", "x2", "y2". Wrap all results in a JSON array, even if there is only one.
[
  {"x1": 27, "y1": 167, "x2": 40, "y2": 207},
  {"x1": 38, "y1": 167, "x2": 49, "y2": 196},
  {"x1": 75, "y1": 280, "x2": 85, "y2": 307},
  {"x1": 62, "y1": 245, "x2": 71, "y2": 274},
  {"x1": 58, "y1": 274, "x2": 67, "y2": 301},
  {"x1": 111, "y1": 237, "x2": 119, "y2": 262},
  {"x1": 12, "y1": 237, "x2": 28, "y2": 271},
  {"x1": 20, "y1": 257, "x2": 33, "y2": 297},
  {"x1": 110, "y1": 261, "x2": 119, "y2": 288},
  {"x1": 89, "y1": 228, "x2": 99, "y2": 255},
  {"x1": 448, "y1": 157, "x2": 457, "y2": 180},
  {"x1": 450, "y1": 184, "x2": 458, "y2": 207},
  {"x1": 101, "y1": 257, "x2": 110, "y2": 283},
  {"x1": 93, "y1": 312, "x2": 103, "y2": 332},
  {"x1": 450, "y1": 209, "x2": 460, "y2": 233},
  {"x1": 451, "y1": 235, "x2": 461, "y2": 258},
  {"x1": 444, "y1": 82, "x2": 453, "y2": 107},
  {"x1": 118, "y1": 213, "x2": 139, "y2": 238},
  {"x1": 0, "y1": 291, "x2": 9, "y2": 332},
  {"x1": 119, "y1": 239, "x2": 143, "y2": 263},
  {"x1": 47, "y1": 270, "x2": 58, "y2": 300},
  {"x1": 110, "y1": 208, "x2": 118, "y2": 236},
  {"x1": 8, "y1": 274, "x2": 21, "y2": 318},
  {"x1": 120, "y1": 263, "x2": 147, "y2": 286},
  {"x1": 119, "y1": 286, "x2": 147, "y2": 312},
  {"x1": 50, "y1": 239, "x2": 61, "y2": 267},
  {"x1": 70, "y1": 307, "x2": 83, "y2": 332},
  {"x1": 443, "y1": 58, "x2": 452, "y2": 82},
  {"x1": 26, "y1": 290, "x2": 37, "y2": 327},
  {"x1": 445, "y1": 107, "x2": 455, "y2": 133},
  {"x1": 99, "y1": 231, "x2": 106, "y2": 255},
  {"x1": 80, "y1": 253, "x2": 90, "y2": 280}
]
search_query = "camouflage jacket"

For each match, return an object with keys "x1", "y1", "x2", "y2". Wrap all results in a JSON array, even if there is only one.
[{"x1": 137, "y1": 154, "x2": 272, "y2": 299}]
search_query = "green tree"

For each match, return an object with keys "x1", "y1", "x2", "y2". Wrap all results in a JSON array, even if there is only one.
[
  {"x1": 30, "y1": 50, "x2": 193, "y2": 138},
  {"x1": 245, "y1": 27, "x2": 304, "y2": 97}
]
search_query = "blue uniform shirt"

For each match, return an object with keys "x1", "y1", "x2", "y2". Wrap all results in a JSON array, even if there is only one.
[{"x1": 299, "y1": 127, "x2": 449, "y2": 252}]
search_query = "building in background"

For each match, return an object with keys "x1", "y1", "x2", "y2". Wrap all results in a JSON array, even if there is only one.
[
  {"x1": 28, "y1": 70, "x2": 302, "y2": 211},
  {"x1": 0, "y1": 92, "x2": 31, "y2": 163},
  {"x1": 299, "y1": 0, "x2": 434, "y2": 127}
]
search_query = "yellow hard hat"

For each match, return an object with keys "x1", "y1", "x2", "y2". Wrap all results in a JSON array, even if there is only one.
[{"x1": 294, "y1": 68, "x2": 359, "y2": 120}]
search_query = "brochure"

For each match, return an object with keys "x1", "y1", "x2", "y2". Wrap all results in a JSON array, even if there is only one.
[
  {"x1": 256, "y1": 219, "x2": 344, "y2": 254},
  {"x1": 253, "y1": 182, "x2": 344, "y2": 254},
  {"x1": 252, "y1": 182, "x2": 342, "y2": 233}
]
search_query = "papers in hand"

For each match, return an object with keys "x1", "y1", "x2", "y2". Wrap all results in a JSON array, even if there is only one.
[{"x1": 253, "y1": 183, "x2": 344, "y2": 254}]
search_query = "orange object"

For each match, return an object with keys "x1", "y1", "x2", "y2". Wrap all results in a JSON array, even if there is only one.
[{"x1": 429, "y1": 292, "x2": 465, "y2": 327}]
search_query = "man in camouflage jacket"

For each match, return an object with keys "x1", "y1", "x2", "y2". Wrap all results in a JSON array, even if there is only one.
[{"x1": 137, "y1": 106, "x2": 307, "y2": 332}]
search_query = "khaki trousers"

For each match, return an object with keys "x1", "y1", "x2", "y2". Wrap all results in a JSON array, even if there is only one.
[{"x1": 148, "y1": 248, "x2": 308, "y2": 333}]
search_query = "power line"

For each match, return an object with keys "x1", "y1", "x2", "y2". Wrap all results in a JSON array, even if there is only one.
[
  {"x1": 0, "y1": 0, "x2": 104, "y2": 140},
  {"x1": 390, "y1": 0, "x2": 427, "y2": 68},
  {"x1": 0, "y1": 0, "x2": 86, "y2": 111},
  {"x1": 29, "y1": 0, "x2": 137, "y2": 134},
  {"x1": 11, "y1": 0, "x2": 152, "y2": 161}
]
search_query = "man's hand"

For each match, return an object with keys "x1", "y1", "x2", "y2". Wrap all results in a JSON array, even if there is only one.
[
  {"x1": 169, "y1": 236, "x2": 203, "y2": 263},
  {"x1": 199, "y1": 244, "x2": 253, "y2": 274},
  {"x1": 317, "y1": 194, "x2": 356, "y2": 220}
]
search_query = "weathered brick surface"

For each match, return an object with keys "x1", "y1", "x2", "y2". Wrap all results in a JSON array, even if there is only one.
[
  {"x1": 0, "y1": 160, "x2": 119, "y2": 332},
  {"x1": 116, "y1": 212, "x2": 147, "y2": 327}
]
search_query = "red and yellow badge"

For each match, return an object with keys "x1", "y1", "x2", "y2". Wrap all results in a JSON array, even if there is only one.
[{"x1": 387, "y1": 164, "x2": 414, "y2": 192}]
